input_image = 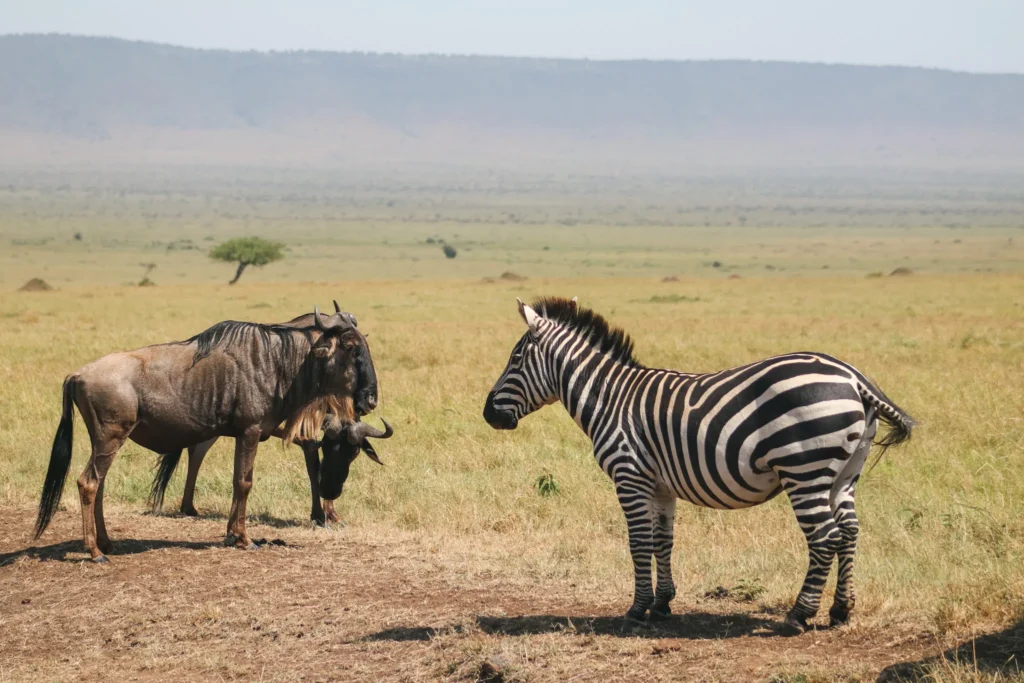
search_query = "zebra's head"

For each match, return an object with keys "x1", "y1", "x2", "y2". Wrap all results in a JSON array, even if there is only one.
[{"x1": 483, "y1": 297, "x2": 574, "y2": 430}]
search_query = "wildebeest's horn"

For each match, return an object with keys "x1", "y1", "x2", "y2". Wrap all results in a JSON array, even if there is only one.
[
  {"x1": 314, "y1": 305, "x2": 348, "y2": 332},
  {"x1": 333, "y1": 300, "x2": 341, "y2": 313},
  {"x1": 361, "y1": 439, "x2": 384, "y2": 466},
  {"x1": 346, "y1": 418, "x2": 393, "y2": 445}
]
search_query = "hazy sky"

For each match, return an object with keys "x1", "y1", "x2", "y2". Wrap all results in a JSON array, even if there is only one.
[{"x1": 3, "y1": 0, "x2": 1022, "y2": 73}]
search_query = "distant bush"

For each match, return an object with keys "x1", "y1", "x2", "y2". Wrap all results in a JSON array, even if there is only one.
[{"x1": 442, "y1": 244, "x2": 457, "y2": 259}]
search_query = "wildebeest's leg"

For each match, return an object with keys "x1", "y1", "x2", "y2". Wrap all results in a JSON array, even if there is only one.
[
  {"x1": 302, "y1": 442, "x2": 327, "y2": 526},
  {"x1": 225, "y1": 428, "x2": 260, "y2": 549},
  {"x1": 649, "y1": 485, "x2": 677, "y2": 620},
  {"x1": 323, "y1": 498, "x2": 340, "y2": 524},
  {"x1": 181, "y1": 438, "x2": 217, "y2": 517},
  {"x1": 78, "y1": 426, "x2": 131, "y2": 562},
  {"x1": 780, "y1": 463, "x2": 845, "y2": 635},
  {"x1": 828, "y1": 417, "x2": 876, "y2": 627},
  {"x1": 616, "y1": 475, "x2": 657, "y2": 622}
]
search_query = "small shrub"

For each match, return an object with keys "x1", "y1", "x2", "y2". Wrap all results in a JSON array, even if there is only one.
[
  {"x1": 535, "y1": 473, "x2": 560, "y2": 497},
  {"x1": 442, "y1": 244, "x2": 457, "y2": 259}
]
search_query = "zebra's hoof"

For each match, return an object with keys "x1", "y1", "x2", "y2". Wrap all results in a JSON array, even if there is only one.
[
  {"x1": 781, "y1": 612, "x2": 808, "y2": 636},
  {"x1": 828, "y1": 604, "x2": 851, "y2": 627},
  {"x1": 624, "y1": 605, "x2": 650, "y2": 624},
  {"x1": 649, "y1": 601, "x2": 673, "y2": 621}
]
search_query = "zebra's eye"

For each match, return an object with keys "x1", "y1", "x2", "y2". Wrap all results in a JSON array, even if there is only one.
[{"x1": 510, "y1": 353, "x2": 523, "y2": 364}]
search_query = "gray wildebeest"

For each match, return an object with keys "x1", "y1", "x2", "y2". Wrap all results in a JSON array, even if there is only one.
[
  {"x1": 33, "y1": 306, "x2": 388, "y2": 562},
  {"x1": 148, "y1": 303, "x2": 393, "y2": 526}
]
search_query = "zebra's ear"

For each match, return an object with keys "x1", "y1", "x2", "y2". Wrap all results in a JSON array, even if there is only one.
[{"x1": 516, "y1": 298, "x2": 542, "y2": 333}]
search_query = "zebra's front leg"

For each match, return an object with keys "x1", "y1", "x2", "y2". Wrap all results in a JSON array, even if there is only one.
[
  {"x1": 617, "y1": 481, "x2": 656, "y2": 622},
  {"x1": 783, "y1": 479, "x2": 843, "y2": 635},
  {"x1": 650, "y1": 487, "x2": 677, "y2": 620}
]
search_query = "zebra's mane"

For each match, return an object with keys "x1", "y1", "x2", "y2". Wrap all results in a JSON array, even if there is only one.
[
  {"x1": 532, "y1": 297, "x2": 643, "y2": 368},
  {"x1": 181, "y1": 320, "x2": 311, "y2": 365}
]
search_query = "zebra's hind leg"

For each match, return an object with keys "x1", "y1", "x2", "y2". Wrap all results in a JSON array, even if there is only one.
[
  {"x1": 828, "y1": 417, "x2": 876, "y2": 627},
  {"x1": 616, "y1": 480, "x2": 657, "y2": 622},
  {"x1": 649, "y1": 486, "x2": 677, "y2": 620},
  {"x1": 781, "y1": 473, "x2": 844, "y2": 635}
]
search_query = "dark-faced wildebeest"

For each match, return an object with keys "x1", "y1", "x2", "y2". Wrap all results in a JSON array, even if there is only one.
[
  {"x1": 150, "y1": 410, "x2": 393, "y2": 525},
  {"x1": 33, "y1": 306, "x2": 385, "y2": 562},
  {"x1": 148, "y1": 304, "x2": 393, "y2": 526}
]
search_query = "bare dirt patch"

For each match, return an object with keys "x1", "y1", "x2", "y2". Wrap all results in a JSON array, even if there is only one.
[{"x1": 4, "y1": 507, "x2": 1014, "y2": 682}]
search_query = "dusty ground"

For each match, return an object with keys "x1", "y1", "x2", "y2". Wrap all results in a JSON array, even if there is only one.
[{"x1": 2, "y1": 508, "x2": 1020, "y2": 682}]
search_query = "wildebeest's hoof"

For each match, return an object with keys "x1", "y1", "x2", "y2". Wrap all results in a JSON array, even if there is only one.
[
  {"x1": 828, "y1": 604, "x2": 851, "y2": 628},
  {"x1": 781, "y1": 612, "x2": 809, "y2": 636},
  {"x1": 91, "y1": 555, "x2": 109, "y2": 564},
  {"x1": 181, "y1": 506, "x2": 200, "y2": 518},
  {"x1": 223, "y1": 534, "x2": 254, "y2": 549}
]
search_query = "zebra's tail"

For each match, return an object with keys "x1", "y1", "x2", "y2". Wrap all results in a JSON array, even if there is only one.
[{"x1": 855, "y1": 376, "x2": 915, "y2": 453}]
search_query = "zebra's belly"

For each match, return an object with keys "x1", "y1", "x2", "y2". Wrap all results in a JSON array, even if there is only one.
[{"x1": 654, "y1": 452, "x2": 783, "y2": 510}]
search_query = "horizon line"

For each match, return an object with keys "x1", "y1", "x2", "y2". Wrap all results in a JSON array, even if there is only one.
[{"x1": 4, "y1": 32, "x2": 1023, "y2": 78}]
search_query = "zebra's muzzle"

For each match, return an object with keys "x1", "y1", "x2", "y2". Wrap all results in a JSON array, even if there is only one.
[{"x1": 483, "y1": 392, "x2": 519, "y2": 430}]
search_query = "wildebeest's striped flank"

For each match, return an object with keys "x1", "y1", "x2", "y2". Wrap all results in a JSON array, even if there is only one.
[{"x1": 483, "y1": 297, "x2": 913, "y2": 633}]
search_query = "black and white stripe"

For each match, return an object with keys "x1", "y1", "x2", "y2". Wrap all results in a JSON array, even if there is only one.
[{"x1": 483, "y1": 297, "x2": 913, "y2": 632}]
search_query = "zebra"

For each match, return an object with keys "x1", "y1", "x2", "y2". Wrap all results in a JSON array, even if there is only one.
[{"x1": 482, "y1": 296, "x2": 913, "y2": 634}]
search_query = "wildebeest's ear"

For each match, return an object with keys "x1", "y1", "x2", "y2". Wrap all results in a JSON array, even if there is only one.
[{"x1": 517, "y1": 298, "x2": 541, "y2": 333}]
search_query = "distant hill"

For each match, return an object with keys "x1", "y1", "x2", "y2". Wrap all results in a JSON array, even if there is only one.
[{"x1": 2, "y1": 34, "x2": 1023, "y2": 171}]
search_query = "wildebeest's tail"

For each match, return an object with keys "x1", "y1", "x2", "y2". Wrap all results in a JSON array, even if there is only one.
[
  {"x1": 855, "y1": 374, "x2": 915, "y2": 452},
  {"x1": 34, "y1": 377, "x2": 77, "y2": 539},
  {"x1": 149, "y1": 450, "x2": 182, "y2": 513}
]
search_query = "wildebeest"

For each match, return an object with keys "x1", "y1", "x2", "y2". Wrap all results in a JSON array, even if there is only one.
[
  {"x1": 150, "y1": 412, "x2": 393, "y2": 526},
  {"x1": 34, "y1": 306, "x2": 384, "y2": 562},
  {"x1": 148, "y1": 304, "x2": 393, "y2": 526}
]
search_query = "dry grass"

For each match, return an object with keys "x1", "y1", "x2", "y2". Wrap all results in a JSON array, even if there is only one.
[
  {"x1": 1, "y1": 171, "x2": 1023, "y2": 679},
  {"x1": 1, "y1": 270, "x2": 1023, "y2": 680}
]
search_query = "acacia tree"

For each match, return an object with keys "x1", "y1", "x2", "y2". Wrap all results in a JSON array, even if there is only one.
[{"x1": 210, "y1": 237, "x2": 285, "y2": 284}]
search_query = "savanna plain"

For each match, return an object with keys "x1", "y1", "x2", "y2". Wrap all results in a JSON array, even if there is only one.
[{"x1": 0, "y1": 169, "x2": 1022, "y2": 682}]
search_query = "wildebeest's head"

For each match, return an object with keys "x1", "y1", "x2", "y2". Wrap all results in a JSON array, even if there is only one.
[
  {"x1": 314, "y1": 305, "x2": 378, "y2": 417},
  {"x1": 317, "y1": 416, "x2": 394, "y2": 500}
]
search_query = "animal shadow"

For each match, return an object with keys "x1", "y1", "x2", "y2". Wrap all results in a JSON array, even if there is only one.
[
  {"x1": 364, "y1": 611, "x2": 779, "y2": 642},
  {"x1": 477, "y1": 611, "x2": 780, "y2": 639},
  {"x1": 0, "y1": 538, "x2": 221, "y2": 566},
  {"x1": 876, "y1": 617, "x2": 1023, "y2": 681},
  {"x1": 148, "y1": 510, "x2": 312, "y2": 529}
]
